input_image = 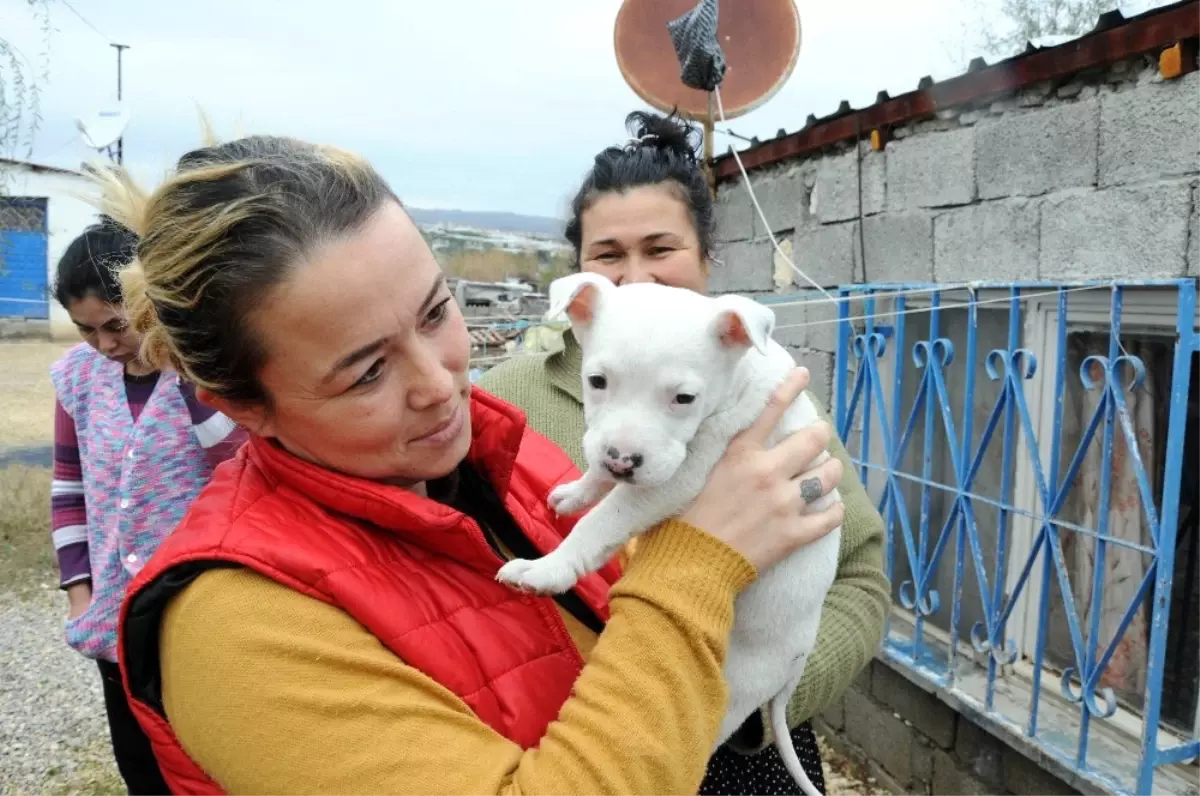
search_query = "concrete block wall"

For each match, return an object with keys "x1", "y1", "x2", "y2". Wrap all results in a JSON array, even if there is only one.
[
  {"x1": 709, "y1": 55, "x2": 1198, "y2": 793},
  {"x1": 712, "y1": 58, "x2": 1200, "y2": 335},
  {"x1": 815, "y1": 659, "x2": 1083, "y2": 795}
]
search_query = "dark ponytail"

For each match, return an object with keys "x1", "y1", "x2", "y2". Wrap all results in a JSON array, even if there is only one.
[{"x1": 565, "y1": 111, "x2": 714, "y2": 263}]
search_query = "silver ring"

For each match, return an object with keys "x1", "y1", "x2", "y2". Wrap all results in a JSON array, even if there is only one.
[{"x1": 799, "y1": 477, "x2": 823, "y2": 504}]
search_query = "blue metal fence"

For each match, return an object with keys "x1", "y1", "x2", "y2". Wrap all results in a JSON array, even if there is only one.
[{"x1": 818, "y1": 279, "x2": 1197, "y2": 795}]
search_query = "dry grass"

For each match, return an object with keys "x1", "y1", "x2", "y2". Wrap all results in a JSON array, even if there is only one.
[
  {"x1": 0, "y1": 465, "x2": 54, "y2": 590},
  {"x1": 0, "y1": 340, "x2": 73, "y2": 448}
]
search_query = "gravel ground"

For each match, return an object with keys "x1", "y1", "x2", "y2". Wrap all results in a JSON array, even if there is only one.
[{"x1": 0, "y1": 586, "x2": 122, "y2": 796}]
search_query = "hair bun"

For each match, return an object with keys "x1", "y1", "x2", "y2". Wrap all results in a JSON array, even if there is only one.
[{"x1": 625, "y1": 111, "x2": 701, "y2": 163}]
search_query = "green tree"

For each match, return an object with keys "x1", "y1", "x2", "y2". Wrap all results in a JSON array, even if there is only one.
[
  {"x1": 0, "y1": 0, "x2": 51, "y2": 163},
  {"x1": 950, "y1": 0, "x2": 1128, "y2": 67},
  {"x1": 983, "y1": 0, "x2": 1115, "y2": 54}
]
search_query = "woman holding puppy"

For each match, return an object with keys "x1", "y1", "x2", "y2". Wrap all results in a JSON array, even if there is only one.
[
  {"x1": 479, "y1": 111, "x2": 890, "y2": 795},
  {"x1": 100, "y1": 135, "x2": 845, "y2": 794}
]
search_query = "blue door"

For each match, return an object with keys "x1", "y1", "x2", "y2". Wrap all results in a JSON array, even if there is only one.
[{"x1": 0, "y1": 197, "x2": 50, "y2": 319}]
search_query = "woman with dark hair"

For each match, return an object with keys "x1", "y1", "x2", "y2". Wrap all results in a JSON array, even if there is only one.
[
  {"x1": 93, "y1": 134, "x2": 847, "y2": 794},
  {"x1": 479, "y1": 111, "x2": 890, "y2": 795},
  {"x1": 48, "y1": 220, "x2": 246, "y2": 795}
]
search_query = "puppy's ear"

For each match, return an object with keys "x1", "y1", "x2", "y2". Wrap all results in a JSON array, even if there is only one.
[
  {"x1": 547, "y1": 272, "x2": 615, "y2": 328},
  {"x1": 711, "y1": 294, "x2": 775, "y2": 356}
]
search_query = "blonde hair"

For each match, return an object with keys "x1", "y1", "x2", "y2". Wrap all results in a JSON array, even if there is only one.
[{"x1": 86, "y1": 136, "x2": 397, "y2": 401}]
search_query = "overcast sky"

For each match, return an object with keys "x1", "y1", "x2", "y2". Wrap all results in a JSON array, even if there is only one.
[{"x1": 0, "y1": 0, "x2": 1167, "y2": 218}]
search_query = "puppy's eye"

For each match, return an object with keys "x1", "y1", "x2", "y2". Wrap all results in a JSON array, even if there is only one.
[
  {"x1": 588, "y1": 374, "x2": 607, "y2": 390},
  {"x1": 675, "y1": 393, "x2": 696, "y2": 405}
]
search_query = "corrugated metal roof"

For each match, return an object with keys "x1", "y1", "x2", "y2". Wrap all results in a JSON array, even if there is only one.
[{"x1": 713, "y1": 0, "x2": 1198, "y2": 179}]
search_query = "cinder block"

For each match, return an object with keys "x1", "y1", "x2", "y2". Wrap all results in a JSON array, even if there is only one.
[
  {"x1": 769, "y1": 298, "x2": 808, "y2": 349},
  {"x1": 867, "y1": 759, "x2": 912, "y2": 796},
  {"x1": 768, "y1": 296, "x2": 842, "y2": 352},
  {"x1": 871, "y1": 663, "x2": 958, "y2": 749},
  {"x1": 821, "y1": 697, "x2": 845, "y2": 732},
  {"x1": 1189, "y1": 183, "x2": 1198, "y2": 278},
  {"x1": 710, "y1": 238, "x2": 774, "y2": 293},
  {"x1": 863, "y1": 212, "x2": 934, "y2": 283},
  {"x1": 977, "y1": 100, "x2": 1099, "y2": 199},
  {"x1": 814, "y1": 147, "x2": 886, "y2": 223},
  {"x1": 934, "y1": 198, "x2": 1040, "y2": 283},
  {"x1": 843, "y1": 682, "x2": 875, "y2": 749},
  {"x1": 806, "y1": 299, "x2": 842, "y2": 353},
  {"x1": 950, "y1": 717, "x2": 1006, "y2": 791},
  {"x1": 931, "y1": 748, "x2": 998, "y2": 796},
  {"x1": 867, "y1": 703, "x2": 916, "y2": 785},
  {"x1": 887, "y1": 128, "x2": 976, "y2": 210},
  {"x1": 1100, "y1": 72, "x2": 1200, "y2": 187},
  {"x1": 752, "y1": 166, "x2": 810, "y2": 234},
  {"x1": 714, "y1": 181, "x2": 755, "y2": 241},
  {"x1": 1040, "y1": 182, "x2": 1191, "y2": 279},
  {"x1": 911, "y1": 736, "x2": 935, "y2": 784},
  {"x1": 1001, "y1": 747, "x2": 1080, "y2": 795},
  {"x1": 792, "y1": 222, "x2": 859, "y2": 288}
]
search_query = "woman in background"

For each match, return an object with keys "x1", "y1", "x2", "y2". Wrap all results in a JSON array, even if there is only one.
[
  {"x1": 49, "y1": 220, "x2": 245, "y2": 795},
  {"x1": 478, "y1": 110, "x2": 891, "y2": 796}
]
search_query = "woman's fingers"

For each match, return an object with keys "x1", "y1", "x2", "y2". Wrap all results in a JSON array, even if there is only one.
[
  {"x1": 793, "y1": 455, "x2": 843, "y2": 510},
  {"x1": 767, "y1": 420, "x2": 834, "y2": 480},
  {"x1": 792, "y1": 500, "x2": 846, "y2": 547}
]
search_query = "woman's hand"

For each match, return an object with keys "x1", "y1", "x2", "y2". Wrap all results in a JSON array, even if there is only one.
[
  {"x1": 682, "y1": 367, "x2": 845, "y2": 572},
  {"x1": 66, "y1": 582, "x2": 93, "y2": 620}
]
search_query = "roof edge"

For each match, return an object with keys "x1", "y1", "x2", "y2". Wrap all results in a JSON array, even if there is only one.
[
  {"x1": 0, "y1": 157, "x2": 83, "y2": 177},
  {"x1": 713, "y1": 0, "x2": 1198, "y2": 180}
]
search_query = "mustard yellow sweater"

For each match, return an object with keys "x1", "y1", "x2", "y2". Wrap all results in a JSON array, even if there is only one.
[
  {"x1": 162, "y1": 520, "x2": 753, "y2": 794},
  {"x1": 477, "y1": 331, "x2": 890, "y2": 749}
]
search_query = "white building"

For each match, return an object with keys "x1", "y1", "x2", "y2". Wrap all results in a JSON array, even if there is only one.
[{"x1": 0, "y1": 158, "x2": 98, "y2": 339}]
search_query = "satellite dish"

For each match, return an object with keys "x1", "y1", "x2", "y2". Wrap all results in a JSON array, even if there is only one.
[
  {"x1": 614, "y1": 0, "x2": 801, "y2": 121},
  {"x1": 76, "y1": 103, "x2": 131, "y2": 150}
]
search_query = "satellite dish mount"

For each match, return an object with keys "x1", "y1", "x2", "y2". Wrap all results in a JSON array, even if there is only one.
[
  {"x1": 76, "y1": 103, "x2": 131, "y2": 164},
  {"x1": 614, "y1": 0, "x2": 801, "y2": 193}
]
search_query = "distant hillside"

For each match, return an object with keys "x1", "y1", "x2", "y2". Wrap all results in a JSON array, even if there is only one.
[
  {"x1": 406, "y1": 208, "x2": 565, "y2": 239},
  {"x1": 419, "y1": 224, "x2": 574, "y2": 292}
]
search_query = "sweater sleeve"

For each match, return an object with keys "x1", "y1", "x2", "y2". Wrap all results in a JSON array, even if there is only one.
[
  {"x1": 160, "y1": 519, "x2": 755, "y2": 795},
  {"x1": 174, "y1": 379, "x2": 248, "y2": 468},
  {"x1": 51, "y1": 400, "x2": 90, "y2": 588}
]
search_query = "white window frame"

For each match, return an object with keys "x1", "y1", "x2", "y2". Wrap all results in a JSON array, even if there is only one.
[{"x1": 1008, "y1": 287, "x2": 1200, "y2": 742}]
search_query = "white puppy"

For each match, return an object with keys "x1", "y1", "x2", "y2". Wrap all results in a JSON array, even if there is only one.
[{"x1": 496, "y1": 272, "x2": 841, "y2": 796}]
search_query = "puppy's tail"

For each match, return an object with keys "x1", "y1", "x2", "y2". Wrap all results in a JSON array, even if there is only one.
[{"x1": 769, "y1": 690, "x2": 823, "y2": 796}]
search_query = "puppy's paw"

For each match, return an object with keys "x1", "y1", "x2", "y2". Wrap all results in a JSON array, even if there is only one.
[
  {"x1": 549, "y1": 481, "x2": 594, "y2": 516},
  {"x1": 495, "y1": 557, "x2": 580, "y2": 595}
]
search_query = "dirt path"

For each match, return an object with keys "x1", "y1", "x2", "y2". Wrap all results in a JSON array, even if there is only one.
[{"x1": 0, "y1": 341, "x2": 73, "y2": 450}]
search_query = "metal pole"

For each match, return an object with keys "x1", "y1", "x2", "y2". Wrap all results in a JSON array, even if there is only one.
[{"x1": 111, "y1": 43, "x2": 129, "y2": 164}]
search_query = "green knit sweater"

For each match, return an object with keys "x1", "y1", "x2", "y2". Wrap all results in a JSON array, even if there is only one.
[{"x1": 477, "y1": 331, "x2": 890, "y2": 752}]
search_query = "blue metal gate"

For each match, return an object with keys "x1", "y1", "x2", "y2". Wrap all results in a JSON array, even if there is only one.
[
  {"x1": 800, "y1": 278, "x2": 1199, "y2": 795},
  {"x1": 0, "y1": 197, "x2": 50, "y2": 318}
]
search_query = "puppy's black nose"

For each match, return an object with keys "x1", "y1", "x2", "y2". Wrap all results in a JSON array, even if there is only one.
[{"x1": 605, "y1": 447, "x2": 644, "y2": 470}]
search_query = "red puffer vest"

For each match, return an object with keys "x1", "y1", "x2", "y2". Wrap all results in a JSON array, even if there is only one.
[{"x1": 117, "y1": 389, "x2": 620, "y2": 795}]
